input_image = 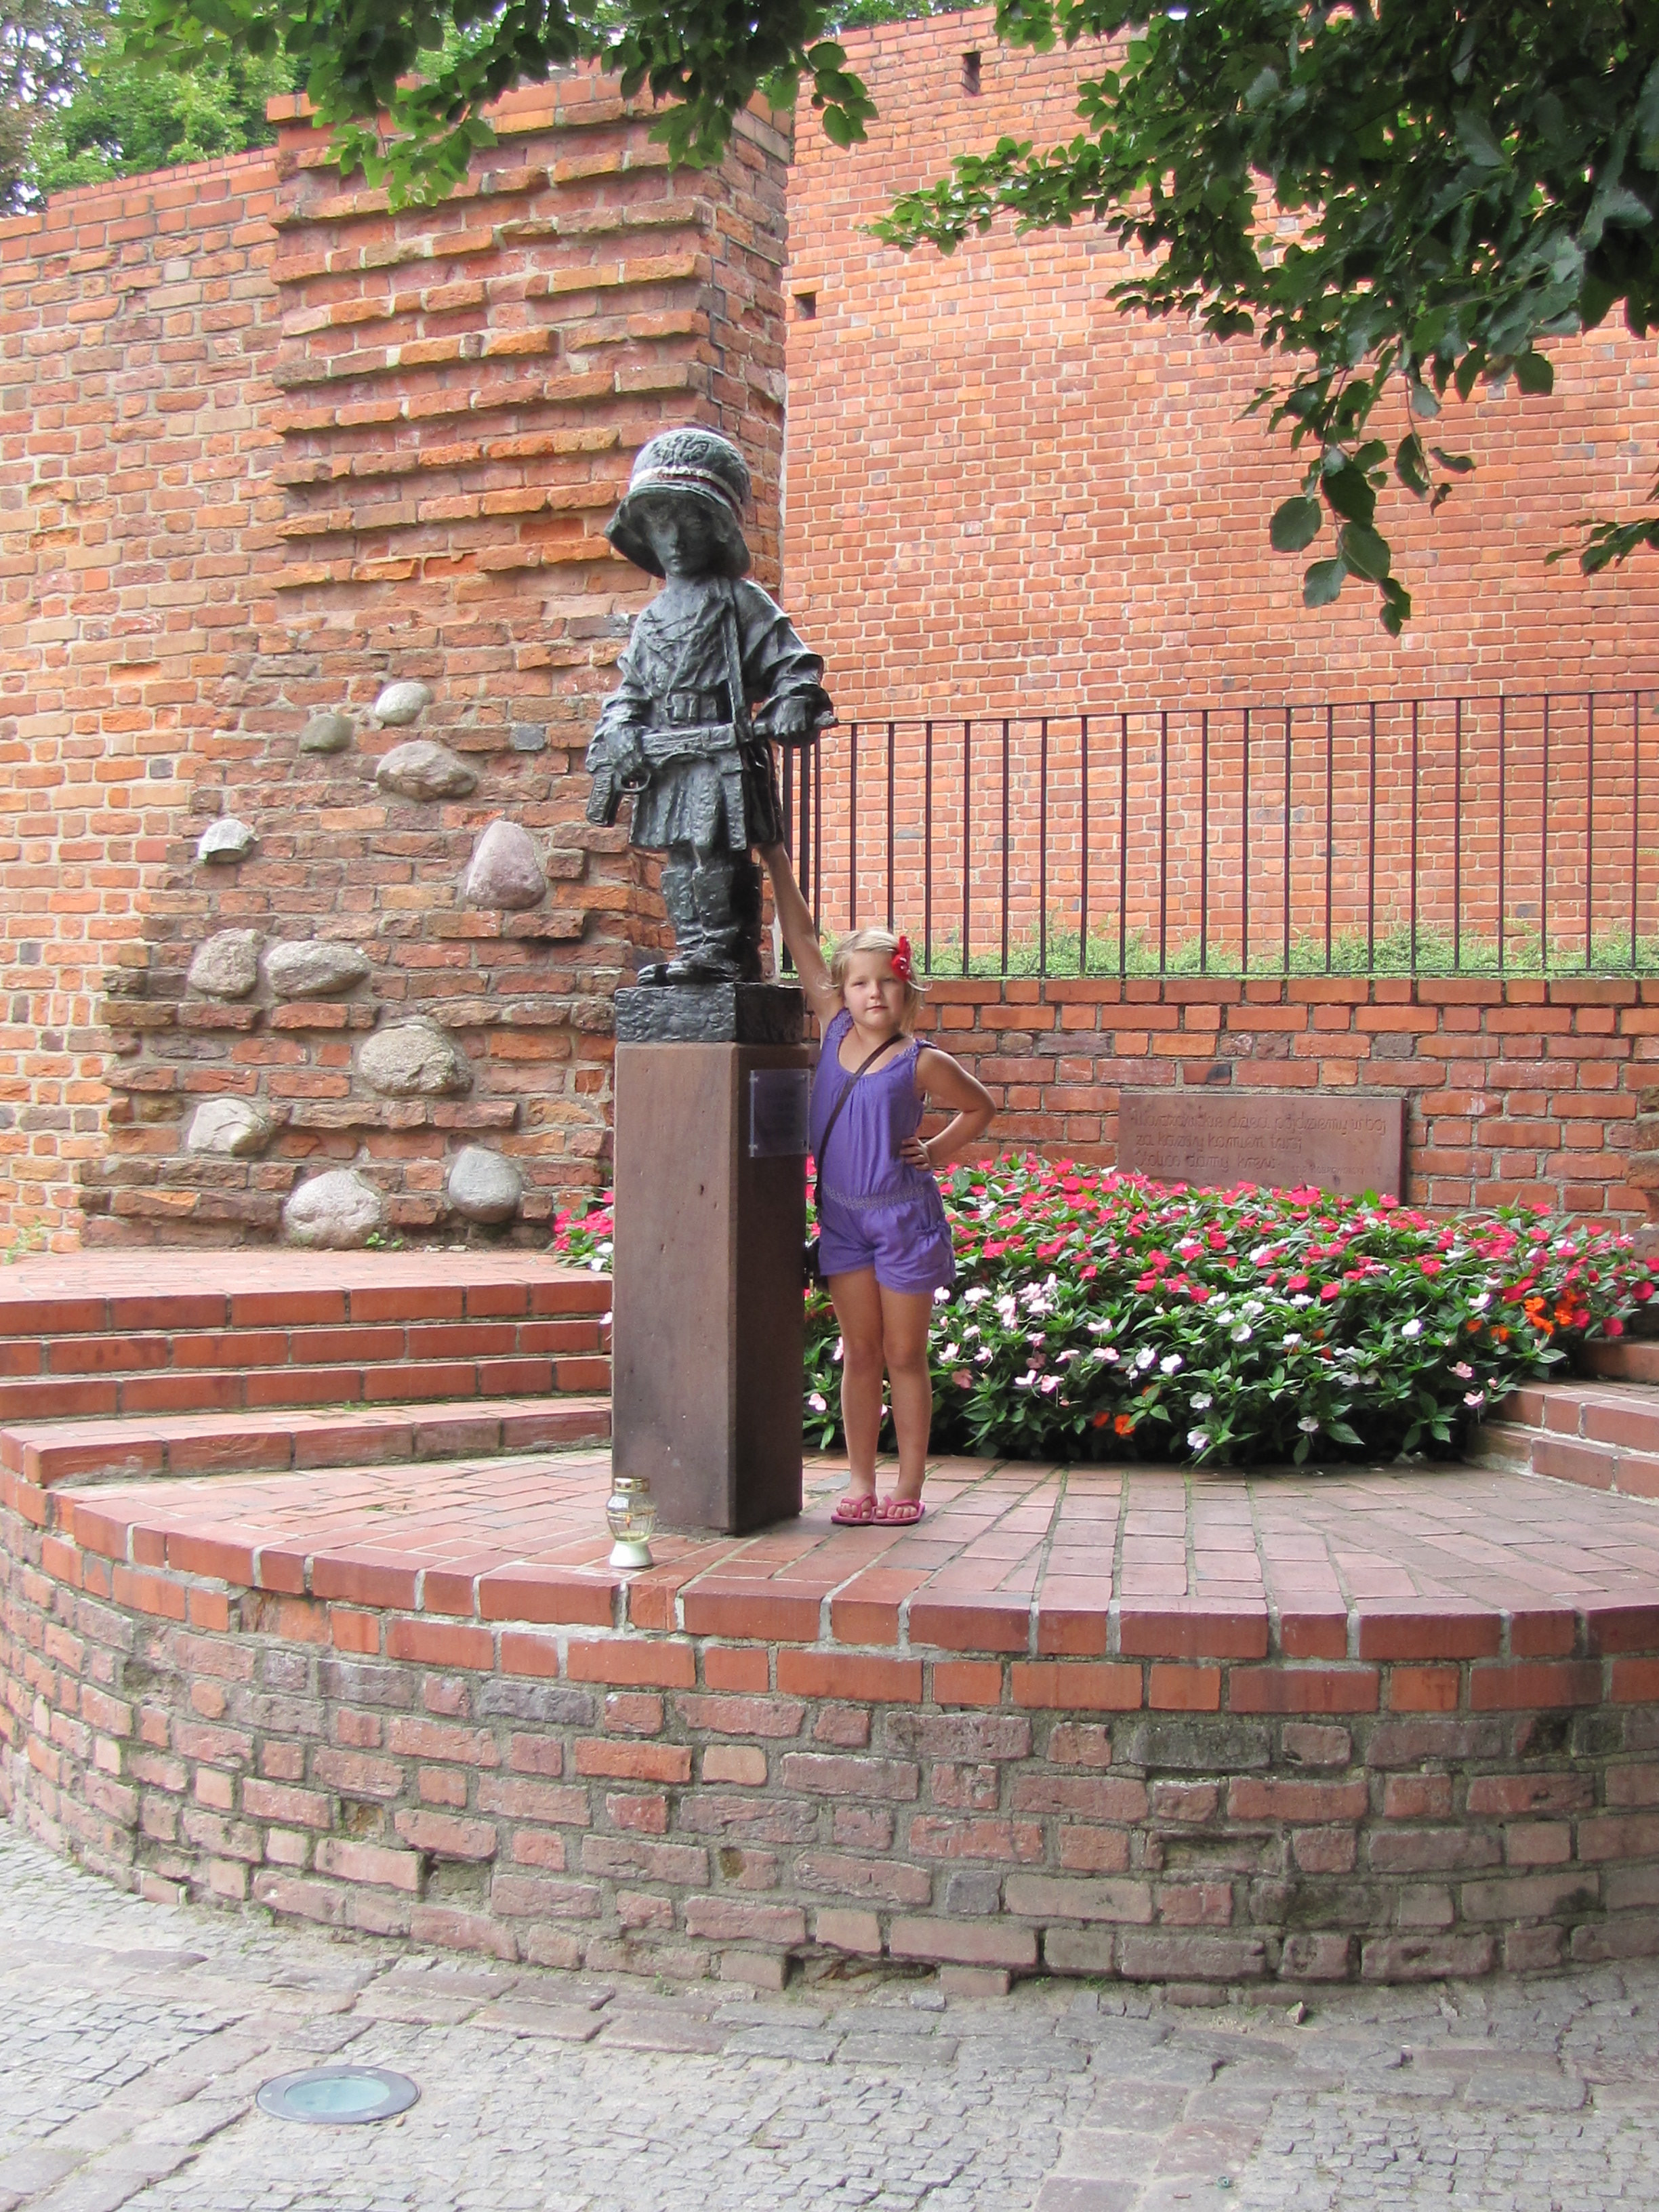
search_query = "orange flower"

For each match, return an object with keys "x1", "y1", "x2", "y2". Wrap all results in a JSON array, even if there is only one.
[{"x1": 1113, "y1": 1412, "x2": 1135, "y2": 1437}]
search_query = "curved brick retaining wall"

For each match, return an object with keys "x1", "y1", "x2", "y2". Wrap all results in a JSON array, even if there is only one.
[{"x1": 6, "y1": 1469, "x2": 1659, "y2": 1988}]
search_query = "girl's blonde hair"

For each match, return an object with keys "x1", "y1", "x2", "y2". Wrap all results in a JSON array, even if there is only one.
[{"x1": 830, "y1": 926, "x2": 925, "y2": 1027}]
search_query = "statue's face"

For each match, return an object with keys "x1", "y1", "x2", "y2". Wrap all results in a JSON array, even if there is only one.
[{"x1": 639, "y1": 501, "x2": 716, "y2": 579}]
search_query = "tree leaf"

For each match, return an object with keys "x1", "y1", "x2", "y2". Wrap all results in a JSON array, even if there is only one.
[
  {"x1": 1454, "y1": 110, "x2": 1505, "y2": 167},
  {"x1": 1513, "y1": 350, "x2": 1554, "y2": 396},
  {"x1": 1322, "y1": 462, "x2": 1376, "y2": 525},
  {"x1": 1431, "y1": 448, "x2": 1476, "y2": 474},
  {"x1": 1338, "y1": 521, "x2": 1393, "y2": 581},
  {"x1": 1395, "y1": 436, "x2": 1431, "y2": 497},
  {"x1": 1303, "y1": 558, "x2": 1347, "y2": 608},
  {"x1": 1270, "y1": 495, "x2": 1322, "y2": 552}
]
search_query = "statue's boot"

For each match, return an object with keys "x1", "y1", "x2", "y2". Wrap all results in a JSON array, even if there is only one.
[
  {"x1": 664, "y1": 853, "x2": 763, "y2": 983},
  {"x1": 638, "y1": 856, "x2": 703, "y2": 985}
]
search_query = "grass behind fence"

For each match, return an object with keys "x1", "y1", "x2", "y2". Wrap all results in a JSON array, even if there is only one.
[{"x1": 893, "y1": 920, "x2": 1659, "y2": 981}]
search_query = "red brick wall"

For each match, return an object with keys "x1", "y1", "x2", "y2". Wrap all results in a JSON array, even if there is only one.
[
  {"x1": 0, "y1": 152, "x2": 283, "y2": 1250},
  {"x1": 783, "y1": 8, "x2": 1659, "y2": 718},
  {"x1": 7, "y1": 1466, "x2": 1659, "y2": 1984},
  {"x1": 0, "y1": 81, "x2": 790, "y2": 1248},
  {"x1": 910, "y1": 977, "x2": 1659, "y2": 1224}
]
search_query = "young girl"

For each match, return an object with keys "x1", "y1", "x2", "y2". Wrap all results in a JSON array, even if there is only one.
[{"x1": 761, "y1": 841, "x2": 996, "y2": 1525}]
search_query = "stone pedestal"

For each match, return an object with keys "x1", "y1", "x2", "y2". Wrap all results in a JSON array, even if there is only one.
[{"x1": 611, "y1": 986, "x2": 809, "y2": 1534}]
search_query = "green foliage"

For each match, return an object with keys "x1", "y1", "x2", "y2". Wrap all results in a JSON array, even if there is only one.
[
  {"x1": 1, "y1": 0, "x2": 106, "y2": 209},
  {"x1": 121, "y1": 0, "x2": 878, "y2": 204},
  {"x1": 24, "y1": 1, "x2": 293, "y2": 197},
  {"x1": 873, "y1": 1, "x2": 1659, "y2": 627}
]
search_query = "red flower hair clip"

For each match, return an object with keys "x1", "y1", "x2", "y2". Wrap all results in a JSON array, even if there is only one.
[{"x1": 890, "y1": 935, "x2": 914, "y2": 983}]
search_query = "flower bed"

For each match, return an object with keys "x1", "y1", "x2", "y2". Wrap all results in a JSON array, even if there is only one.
[{"x1": 553, "y1": 1156, "x2": 1653, "y2": 1467}]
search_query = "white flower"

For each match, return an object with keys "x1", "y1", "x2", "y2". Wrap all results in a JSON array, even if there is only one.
[
  {"x1": 1040, "y1": 1375, "x2": 1061, "y2": 1395},
  {"x1": 1244, "y1": 1299, "x2": 1265, "y2": 1319},
  {"x1": 596, "y1": 1240, "x2": 614, "y2": 1257},
  {"x1": 941, "y1": 1343, "x2": 960, "y2": 1362},
  {"x1": 1464, "y1": 1389, "x2": 1486, "y2": 1408},
  {"x1": 1298, "y1": 1416, "x2": 1320, "y2": 1433},
  {"x1": 975, "y1": 1347, "x2": 994, "y2": 1365},
  {"x1": 1058, "y1": 1348, "x2": 1080, "y2": 1365},
  {"x1": 963, "y1": 1286, "x2": 989, "y2": 1307},
  {"x1": 1097, "y1": 1347, "x2": 1120, "y2": 1365},
  {"x1": 1231, "y1": 1326, "x2": 1252, "y2": 1345},
  {"x1": 1160, "y1": 1353, "x2": 1183, "y2": 1376},
  {"x1": 1187, "y1": 1429, "x2": 1210, "y2": 1452},
  {"x1": 1015, "y1": 1370, "x2": 1036, "y2": 1389},
  {"x1": 1290, "y1": 1294, "x2": 1313, "y2": 1309},
  {"x1": 808, "y1": 1391, "x2": 827, "y2": 1413},
  {"x1": 934, "y1": 1285, "x2": 951, "y2": 1303},
  {"x1": 1451, "y1": 1361, "x2": 1473, "y2": 1380},
  {"x1": 1469, "y1": 1292, "x2": 1491, "y2": 1313},
  {"x1": 1401, "y1": 1319, "x2": 1423, "y2": 1339},
  {"x1": 1191, "y1": 1392, "x2": 1213, "y2": 1411},
  {"x1": 1135, "y1": 1347, "x2": 1157, "y2": 1372},
  {"x1": 1087, "y1": 1319, "x2": 1115, "y2": 1337},
  {"x1": 1250, "y1": 1244, "x2": 1273, "y2": 1265},
  {"x1": 996, "y1": 1295, "x2": 1019, "y2": 1327},
  {"x1": 832, "y1": 1336, "x2": 844, "y2": 1362},
  {"x1": 1282, "y1": 1333, "x2": 1303, "y2": 1351}
]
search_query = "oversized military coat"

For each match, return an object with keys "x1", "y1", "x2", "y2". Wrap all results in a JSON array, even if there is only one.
[{"x1": 588, "y1": 577, "x2": 831, "y2": 855}]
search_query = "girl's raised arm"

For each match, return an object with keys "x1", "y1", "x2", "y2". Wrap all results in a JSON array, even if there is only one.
[{"x1": 758, "y1": 842, "x2": 840, "y2": 1023}]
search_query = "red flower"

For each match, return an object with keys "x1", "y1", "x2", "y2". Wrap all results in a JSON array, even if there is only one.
[{"x1": 890, "y1": 935, "x2": 914, "y2": 982}]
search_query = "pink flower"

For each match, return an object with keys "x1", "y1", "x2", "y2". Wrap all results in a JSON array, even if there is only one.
[{"x1": 1606, "y1": 1317, "x2": 1626, "y2": 1337}]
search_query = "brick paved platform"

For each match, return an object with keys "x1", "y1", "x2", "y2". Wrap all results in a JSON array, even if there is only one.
[{"x1": 6, "y1": 1252, "x2": 1659, "y2": 1992}]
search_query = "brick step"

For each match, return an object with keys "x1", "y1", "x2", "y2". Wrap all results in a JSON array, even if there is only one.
[
  {"x1": 1474, "y1": 1376, "x2": 1659, "y2": 1502},
  {"x1": 1584, "y1": 1338, "x2": 1659, "y2": 1385},
  {"x1": 0, "y1": 1268, "x2": 609, "y2": 1345},
  {"x1": 0, "y1": 1347, "x2": 611, "y2": 1424},
  {"x1": 0, "y1": 1395, "x2": 612, "y2": 1488},
  {"x1": 0, "y1": 1311, "x2": 606, "y2": 1382}
]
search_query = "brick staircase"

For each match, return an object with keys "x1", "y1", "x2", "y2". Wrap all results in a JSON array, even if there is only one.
[
  {"x1": 1467, "y1": 1338, "x2": 1659, "y2": 1502},
  {"x1": 0, "y1": 1253, "x2": 610, "y2": 1490}
]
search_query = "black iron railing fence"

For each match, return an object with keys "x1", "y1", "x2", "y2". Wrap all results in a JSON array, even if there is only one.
[{"x1": 778, "y1": 688, "x2": 1659, "y2": 979}]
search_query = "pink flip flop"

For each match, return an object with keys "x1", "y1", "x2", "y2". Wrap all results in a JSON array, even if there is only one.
[
  {"x1": 873, "y1": 1496, "x2": 926, "y2": 1526},
  {"x1": 831, "y1": 1492, "x2": 879, "y2": 1525}
]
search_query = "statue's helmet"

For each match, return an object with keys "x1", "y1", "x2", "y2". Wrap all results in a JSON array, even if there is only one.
[{"x1": 606, "y1": 426, "x2": 752, "y2": 579}]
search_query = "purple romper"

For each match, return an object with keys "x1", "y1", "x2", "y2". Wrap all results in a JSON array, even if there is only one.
[{"x1": 810, "y1": 1009, "x2": 957, "y2": 1294}]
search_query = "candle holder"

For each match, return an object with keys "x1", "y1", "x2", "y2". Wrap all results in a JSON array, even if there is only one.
[{"x1": 605, "y1": 1471, "x2": 657, "y2": 1568}]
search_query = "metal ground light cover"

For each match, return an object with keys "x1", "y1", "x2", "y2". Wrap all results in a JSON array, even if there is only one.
[{"x1": 256, "y1": 2066, "x2": 420, "y2": 2125}]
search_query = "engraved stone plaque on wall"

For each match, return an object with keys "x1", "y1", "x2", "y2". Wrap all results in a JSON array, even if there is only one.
[{"x1": 1118, "y1": 1090, "x2": 1406, "y2": 1200}]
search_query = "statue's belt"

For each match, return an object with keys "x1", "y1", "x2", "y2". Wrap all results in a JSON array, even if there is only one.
[{"x1": 636, "y1": 721, "x2": 746, "y2": 769}]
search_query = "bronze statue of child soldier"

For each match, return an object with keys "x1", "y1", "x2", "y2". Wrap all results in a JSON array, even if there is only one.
[{"x1": 586, "y1": 428, "x2": 833, "y2": 984}]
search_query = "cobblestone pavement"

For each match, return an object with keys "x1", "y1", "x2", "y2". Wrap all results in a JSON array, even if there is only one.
[{"x1": 2, "y1": 1822, "x2": 1657, "y2": 2212}]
